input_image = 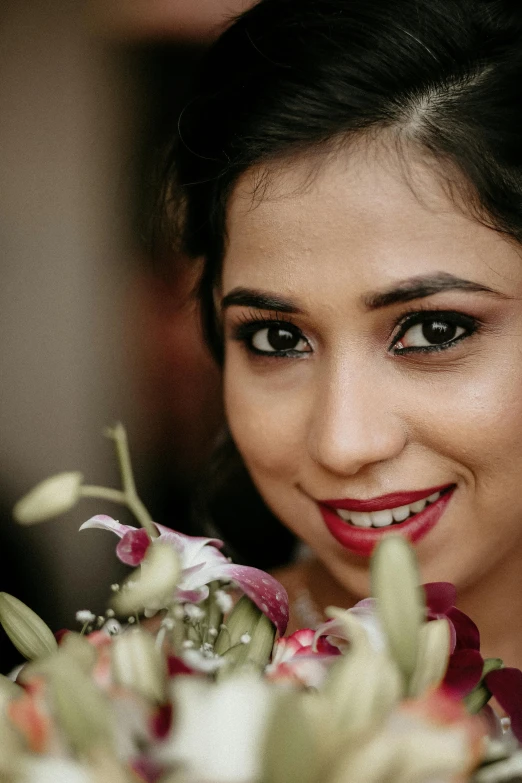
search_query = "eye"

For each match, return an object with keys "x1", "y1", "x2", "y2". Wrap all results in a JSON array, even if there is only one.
[
  {"x1": 250, "y1": 324, "x2": 310, "y2": 354},
  {"x1": 231, "y1": 318, "x2": 312, "y2": 356},
  {"x1": 391, "y1": 311, "x2": 478, "y2": 354}
]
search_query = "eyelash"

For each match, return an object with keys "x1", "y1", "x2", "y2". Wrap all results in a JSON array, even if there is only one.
[
  {"x1": 231, "y1": 311, "x2": 306, "y2": 358},
  {"x1": 230, "y1": 309, "x2": 481, "y2": 358},
  {"x1": 390, "y1": 309, "x2": 480, "y2": 355}
]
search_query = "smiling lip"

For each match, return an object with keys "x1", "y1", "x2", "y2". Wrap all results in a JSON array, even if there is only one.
[
  {"x1": 322, "y1": 484, "x2": 453, "y2": 513},
  {"x1": 318, "y1": 484, "x2": 456, "y2": 557}
]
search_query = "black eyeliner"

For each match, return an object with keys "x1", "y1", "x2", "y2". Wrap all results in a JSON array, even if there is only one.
[
  {"x1": 390, "y1": 309, "x2": 481, "y2": 355},
  {"x1": 230, "y1": 316, "x2": 310, "y2": 357}
]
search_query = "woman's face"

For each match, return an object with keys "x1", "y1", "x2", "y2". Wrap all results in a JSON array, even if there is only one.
[{"x1": 219, "y1": 145, "x2": 522, "y2": 600}]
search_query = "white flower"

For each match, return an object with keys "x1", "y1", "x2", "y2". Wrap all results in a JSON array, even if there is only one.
[
  {"x1": 155, "y1": 674, "x2": 275, "y2": 782},
  {"x1": 19, "y1": 757, "x2": 91, "y2": 783}
]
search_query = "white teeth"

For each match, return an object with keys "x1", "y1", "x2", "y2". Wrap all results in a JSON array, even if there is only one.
[
  {"x1": 391, "y1": 504, "x2": 410, "y2": 522},
  {"x1": 370, "y1": 509, "x2": 394, "y2": 527},
  {"x1": 410, "y1": 498, "x2": 428, "y2": 513},
  {"x1": 350, "y1": 511, "x2": 372, "y2": 528},
  {"x1": 334, "y1": 490, "x2": 445, "y2": 528}
]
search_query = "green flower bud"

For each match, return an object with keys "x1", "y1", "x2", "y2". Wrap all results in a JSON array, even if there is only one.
[
  {"x1": 215, "y1": 595, "x2": 275, "y2": 676},
  {"x1": 111, "y1": 628, "x2": 166, "y2": 703},
  {"x1": 13, "y1": 472, "x2": 83, "y2": 524},
  {"x1": 371, "y1": 535, "x2": 424, "y2": 689},
  {"x1": 409, "y1": 618, "x2": 451, "y2": 697},
  {"x1": 323, "y1": 612, "x2": 402, "y2": 740},
  {"x1": 0, "y1": 593, "x2": 57, "y2": 660},
  {"x1": 48, "y1": 656, "x2": 113, "y2": 755},
  {"x1": 262, "y1": 690, "x2": 322, "y2": 783},
  {"x1": 111, "y1": 542, "x2": 180, "y2": 616}
]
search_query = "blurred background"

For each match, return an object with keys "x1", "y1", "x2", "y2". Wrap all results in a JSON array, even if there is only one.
[{"x1": 0, "y1": 0, "x2": 257, "y2": 670}]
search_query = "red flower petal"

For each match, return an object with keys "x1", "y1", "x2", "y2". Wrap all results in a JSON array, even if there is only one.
[
  {"x1": 316, "y1": 636, "x2": 342, "y2": 656},
  {"x1": 116, "y1": 528, "x2": 151, "y2": 566},
  {"x1": 150, "y1": 703, "x2": 173, "y2": 740},
  {"x1": 443, "y1": 649, "x2": 484, "y2": 698},
  {"x1": 220, "y1": 565, "x2": 289, "y2": 635},
  {"x1": 447, "y1": 607, "x2": 480, "y2": 651},
  {"x1": 131, "y1": 757, "x2": 165, "y2": 783},
  {"x1": 167, "y1": 655, "x2": 194, "y2": 677},
  {"x1": 485, "y1": 668, "x2": 522, "y2": 742},
  {"x1": 424, "y1": 582, "x2": 457, "y2": 615}
]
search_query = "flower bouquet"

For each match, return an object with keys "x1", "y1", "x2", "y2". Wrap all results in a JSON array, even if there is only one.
[{"x1": 2, "y1": 424, "x2": 522, "y2": 783}]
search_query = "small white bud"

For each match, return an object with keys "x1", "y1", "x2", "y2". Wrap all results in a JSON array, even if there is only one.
[
  {"x1": 105, "y1": 609, "x2": 115, "y2": 618},
  {"x1": 240, "y1": 633, "x2": 251, "y2": 645},
  {"x1": 103, "y1": 619, "x2": 121, "y2": 637},
  {"x1": 185, "y1": 604, "x2": 205, "y2": 621},
  {"x1": 182, "y1": 640, "x2": 195, "y2": 649},
  {"x1": 13, "y1": 472, "x2": 83, "y2": 525},
  {"x1": 215, "y1": 590, "x2": 233, "y2": 614},
  {"x1": 75, "y1": 610, "x2": 96, "y2": 625},
  {"x1": 127, "y1": 616, "x2": 135, "y2": 624},
  {"x1": 110, "y1": 584, "x2": 120, "y2": 593}
]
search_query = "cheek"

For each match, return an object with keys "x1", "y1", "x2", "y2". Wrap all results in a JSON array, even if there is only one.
[
  {"x1": 414, "y1": 354, "x2": 522, "y2": 483},
  {"x1": 223, "y1": 354, "x2": 310, "y2": 477}
]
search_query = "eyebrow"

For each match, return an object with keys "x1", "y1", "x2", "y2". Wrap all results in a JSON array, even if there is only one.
[
  {"x1": 221, "y1": 288, "x2": 303, "y2": 313},
  {"x1": 221, "y1": 273, "x2": 501, "y2": 315},
  {"x1": 364, "y1": 273, "x2": 499, "y2": 309}
]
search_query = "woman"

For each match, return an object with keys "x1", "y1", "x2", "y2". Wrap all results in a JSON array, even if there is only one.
[{"x1": 157, "y1": 0, "x2": 522, "y2": 668}]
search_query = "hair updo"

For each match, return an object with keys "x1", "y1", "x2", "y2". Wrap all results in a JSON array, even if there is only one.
[{"x1": 155, "y1": 0, "x2": 522, "y2": 566}]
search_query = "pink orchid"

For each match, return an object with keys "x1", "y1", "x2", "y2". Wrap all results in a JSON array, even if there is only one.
[
  {"x1": 266, "y1": 628, "x2": 340, "y2": 686},
  {"x1": 80, "y1": 516, "x2": 288, "y2": 635}
]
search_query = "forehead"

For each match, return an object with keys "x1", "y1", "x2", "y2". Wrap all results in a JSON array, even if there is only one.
[{"x1": 222, "y1": 145, "x2": 522, "y2": 298}]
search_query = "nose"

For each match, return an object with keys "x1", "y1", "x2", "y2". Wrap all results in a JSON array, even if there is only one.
[{"x1": 306, "y1": 356, "x2": 407, "y2": 477}]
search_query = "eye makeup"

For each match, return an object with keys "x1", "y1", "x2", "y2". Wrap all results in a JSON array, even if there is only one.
[
  {"x1": 227, "y1": 305, "x2": 483, "y2": 360},
  {"x1": 389, "y1": 309, "x2": 482, "y2": 355}
]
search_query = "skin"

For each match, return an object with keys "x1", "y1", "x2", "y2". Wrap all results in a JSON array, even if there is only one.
[{"x1": 219, "y1": 142, "x2": 522, "y2": 666}]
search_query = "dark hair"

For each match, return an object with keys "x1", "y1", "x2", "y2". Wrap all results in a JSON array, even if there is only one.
[
  {"x1": 157, "y1": 0, "x2": 522, "y2": 361},
  {"x1": 155, "y1": 0, "x2": 522, "y2": 565}
]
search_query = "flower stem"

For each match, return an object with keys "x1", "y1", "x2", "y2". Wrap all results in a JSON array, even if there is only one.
[
  {"x1": 103, "y1": 423, "x2": 158, "y2": 539},
  {"x1": 106, "y1": 423, "x2": 136, "y2": 497},
  {"x1": 80, "y1": 486, "x2": 127, "y2": 504}
]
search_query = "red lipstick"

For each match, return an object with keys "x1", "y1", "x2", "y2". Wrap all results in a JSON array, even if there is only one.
[
  {"x1": 322, "y1": 484, "x2": 452, "y2": 513},
  {"x1": 319, "y1": 484, "x2": 455, "y2": 557}
]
